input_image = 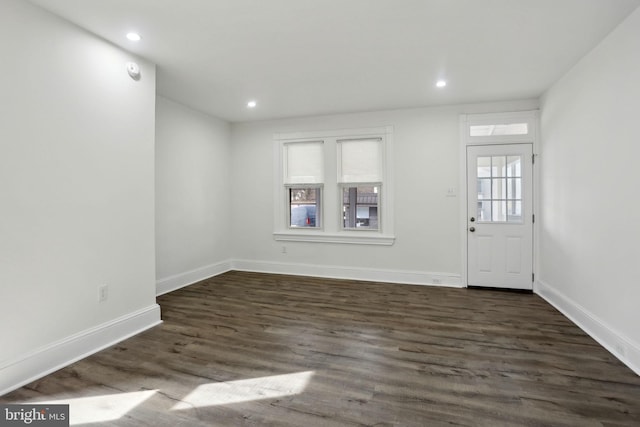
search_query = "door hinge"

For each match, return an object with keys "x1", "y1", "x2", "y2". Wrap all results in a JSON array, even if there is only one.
[
  {"x1": 532, "y1": 154, "x2": 535, "y2": 164},
  {"x1": 532, "y1": 214, "x2": 535, "y2": 223},
  {"x1": 532, "y1": 273, "x2": 535, "y2": 282}
]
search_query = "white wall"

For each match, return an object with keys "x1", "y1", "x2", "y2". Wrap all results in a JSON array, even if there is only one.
[
  {"x1": 0, "y1": 0, "x2": 159, "y2": 392},
  {"x1": 155, "y1": 97, "x2": 232, "y2": 294},
  {"x1": 230, "y1": 99, "x2": 538, "y2": 284},
  {"x1": 539, "y1": 8, "x2": 640, "y2": 373}
]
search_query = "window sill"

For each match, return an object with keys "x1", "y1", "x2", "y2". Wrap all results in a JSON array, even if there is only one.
[{"x1": 273, "y1": 232, "x2": 395, "y2": 246}]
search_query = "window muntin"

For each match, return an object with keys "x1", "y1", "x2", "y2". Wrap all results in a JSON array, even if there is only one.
[
  {"x1": 342, "y1": 185, "x2": 380, "y2": 230},
  {"x1": 289, "y1": 187, "x2": 321, "y2": 228},
  {"x1": 476, "y1": 156, "x2": 522, "y2": 223}
]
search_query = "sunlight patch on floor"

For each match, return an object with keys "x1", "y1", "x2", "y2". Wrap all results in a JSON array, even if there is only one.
[
  {"x1": 171, "y1": 371, "x2": 315, "y2": 410},
  {"x1": 40, "y1": 389, "x2": 157, "y2": 425}
]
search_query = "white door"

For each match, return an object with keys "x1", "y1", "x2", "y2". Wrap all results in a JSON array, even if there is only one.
[{"x1": 467, "y1": 144, "x2": 533, "y2": 290}]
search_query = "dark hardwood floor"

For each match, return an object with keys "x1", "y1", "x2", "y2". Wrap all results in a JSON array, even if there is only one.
[{"x1": 3, "y1": 271, "x2": 640, "y2": 426}]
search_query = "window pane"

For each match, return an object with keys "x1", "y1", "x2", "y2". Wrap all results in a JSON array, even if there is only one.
[
  {"x1": 492, "y1": 178, "x2": 506, "y2": 200},
  {"x1": 507, "y1": 201, "x2": 522, "y2": 222},
  {"x1": 477, "y1": 157, "x2": 491, "y2": 178},
  {"x1": 470, "y1": 123, "x2": 528, "y2": 137},
  {"x1": 477, "y1": 178, "x2": 491, "y2": 200},
  {"x1": 469, "y1": 125, "x2": 494, "y2": 137},
  {"x1": 490, "y1": 123, "x2": 528, "y2": 136},
  {"x1": 507, "y1": 156, "x2": 521, "y2": 177},
  {"x1": 492, "y1": 156, "x2": 506, "y2": 177},
  {"x1": 507, "y1": 178, "x2": 521, "y2": 200},
  {"x1": 492, "y1": 201, "x2": 507, "y2": 222},
  {"x1": 289, "y1": 187, "x2": 320, "y2": 228},
  {"x1": 477, "y1": 201, "x2": 491, "y2": 222},
  {"x1": 342, "y1": 185, "x2": 379, "y2": 229}
]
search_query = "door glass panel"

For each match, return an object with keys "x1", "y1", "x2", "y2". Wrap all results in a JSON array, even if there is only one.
[
  {"x1": 477, "y1": 201, "x2": 491, "y2": 221},
  {"x1": 477, "y1": 157, "x2": 491, "y2": 177},
  {"x1": 507, "y1": 201, "x2": 522, "y2": 222},
  {"x1": 507, "y1": 156, "x2": 521, "y2": 177},
  {"x1": 476, "y1": 155, "x2": 523, "y2": 223},
  {"x1": 492, "y1": 178, "x2": 506, "y2": 199},
  {"x1": 507, "y1": 178, "x2": 521, "y2": 199},
  {"x1": 492, "y1": 201, "x2": 507, "y2": 221},
  {"x1": 492, "y1": 156, "x2": 506, "y2": 177},
  {"x1": 477, "y1": 178, "x2": 491, "y2": 200}
]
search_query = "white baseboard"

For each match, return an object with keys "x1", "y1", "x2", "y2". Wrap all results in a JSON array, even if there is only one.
[
  {"x1": 231, "y1": 259, "x2": 462, "y2": 288},
  {"x1": 0, "y1": 304, "x2": 161, "y2": 397},
  {"x1": 536, "y1": 279, "x2": 640, "y2": 376},
  {"x1": 156, "y1": 260, "x2": 233, "y2": 296}
]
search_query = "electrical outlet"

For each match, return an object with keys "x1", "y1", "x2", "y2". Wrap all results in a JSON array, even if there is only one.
[
  {"x1": 99, "y1": 285, "x2": 108, "y2": 303},
  {"x1": 432, "y1": 278, "x2": 442, "y2": 284}
]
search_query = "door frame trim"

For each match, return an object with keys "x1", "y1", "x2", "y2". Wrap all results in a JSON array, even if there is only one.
[{"x1": 458, "y1": 110, "x2": 540, "y2": 288}]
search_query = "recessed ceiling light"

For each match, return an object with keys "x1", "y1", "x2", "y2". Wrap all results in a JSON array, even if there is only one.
[
  {"x1": 247, "y1": 100, "x2": 257, "y2": 108},
  {"x1": 436, "y1": 80, "x2": 447, "y2": 88},
  {"x1": 126, "y1": 32, "x2": 141, "y2": 42}
]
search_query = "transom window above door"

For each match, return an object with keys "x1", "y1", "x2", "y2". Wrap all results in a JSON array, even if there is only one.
[{"x1": 469, "y1": 123, "x2": 528, "y2": 137}]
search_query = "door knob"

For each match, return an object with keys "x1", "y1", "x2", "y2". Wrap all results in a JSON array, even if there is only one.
[{"x1": 469, "y1": 227, "x2": 476, "y2": 232}]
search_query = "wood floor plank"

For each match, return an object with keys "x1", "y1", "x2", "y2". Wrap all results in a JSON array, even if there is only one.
[{"x1": 2, "y1": 271, "x2": 640, "y2": 426}]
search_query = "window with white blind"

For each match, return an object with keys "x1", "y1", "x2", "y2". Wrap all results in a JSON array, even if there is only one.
[
  {"x1": 283, "y1": 141, "x2": 324, "y2": 228},
  {"x1": 337, "y1": 139, "x2": 382, "y2": 230},
  {"x1": 274, "y1": 127, "x2": 394, "y2": 245}
]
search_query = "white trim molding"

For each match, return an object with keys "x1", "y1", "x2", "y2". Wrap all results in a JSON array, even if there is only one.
[
  {"x1": 459, "y1": 110, "x2": 540, "y2": 288},
  {"x1": 273, "y1": 232, "x2": 395, "y2": 246},
  {"x1": 156, "y1": 260, "x2": 233, "y2": 296},
  {"x1": 536, "y1": 279, "x2": 640, "y2": 376},
  {"x1": 274, "y1": 126, "x2": 392, "y2": 141},
  {"x1": 232, "y1": 259, "x2": 462, "y2": 288},
  {"x1": 0, "y1": 304, "x2": 161, "y2": 397}
]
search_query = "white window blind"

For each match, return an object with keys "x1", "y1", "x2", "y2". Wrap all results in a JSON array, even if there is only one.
[
  {"x1": 284, "y1": 141, "x2": 324, "y2": 184},
  {"x1": 337, "y1": 138, "x2": 382, "y2": 183}
]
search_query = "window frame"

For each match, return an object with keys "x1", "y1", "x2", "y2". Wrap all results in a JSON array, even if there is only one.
[
  {"x1": 464, "y1": 111, "x2": 537, "y2": 145},
  {"x1": 286, "y1": 185, "x2": 323, "y2": 230},
  {"x1": 273, "y1": 127, "x2": 395, "y2": 246},
  {"x1": 339, "y1": 183, "x2": 382, "y2": 231}
]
